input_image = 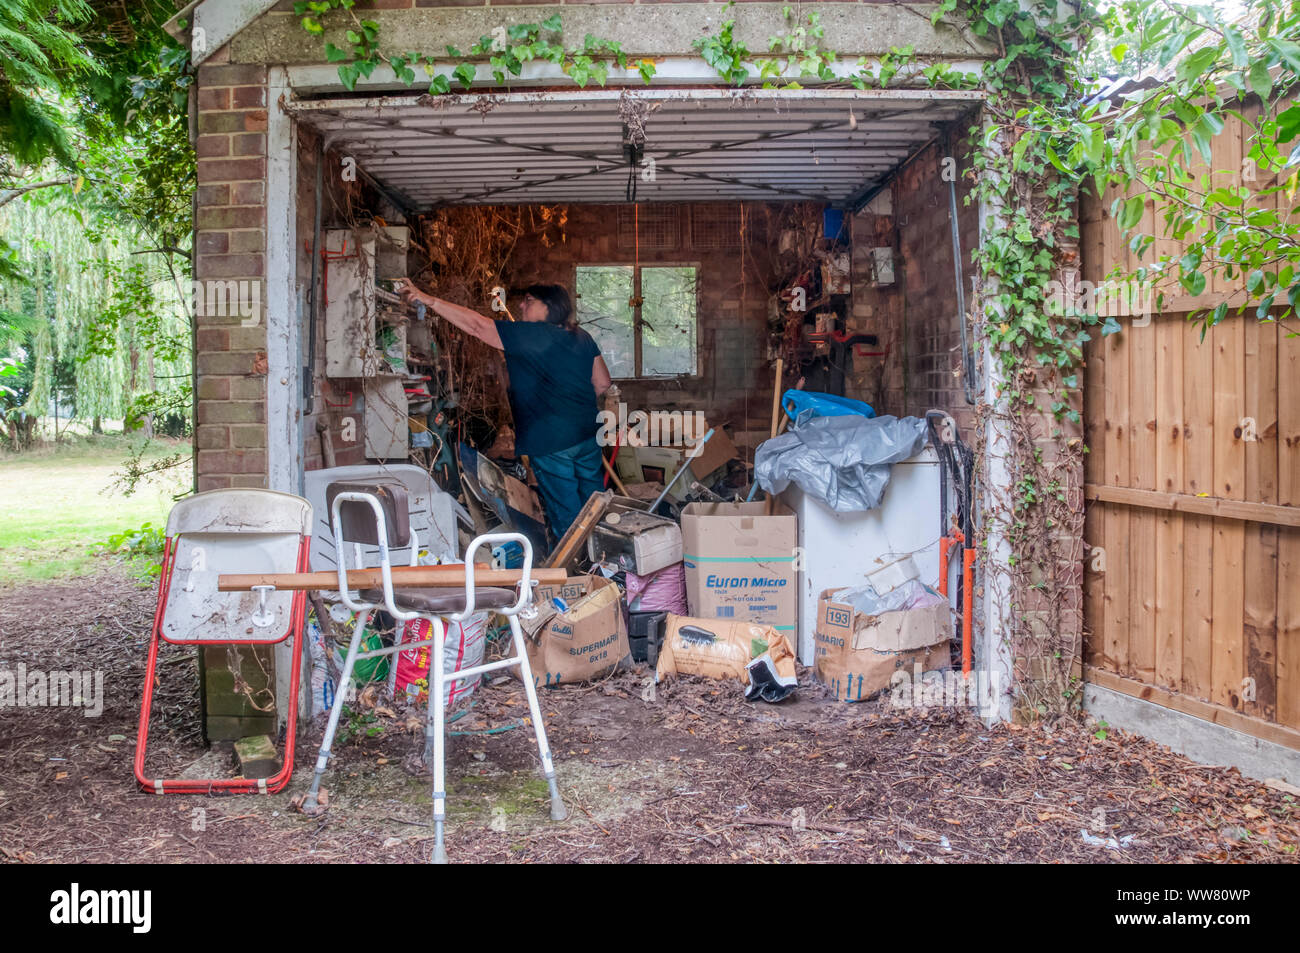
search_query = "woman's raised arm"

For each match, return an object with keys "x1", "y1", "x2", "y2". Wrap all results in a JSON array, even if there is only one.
[{"x1": 395, "y1": 279, "x2": 503, "y2": 350}]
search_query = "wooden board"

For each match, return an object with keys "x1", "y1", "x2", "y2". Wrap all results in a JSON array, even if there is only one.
[
  {"x1": 543, "y1": 490, "x2": 613, "y2": 572},
  {"x1": 1278, "y1": 327, "x2": 1300, "y2": 728},
  {"x1": 1242, "y1": 316, "x2": 1279, "y2": 721},
  {"x1": 1243, "y1": 523, "x2": 1279, "y2": 721},
  {"x1": 1153, "y1": 316, "x2": 1185, "y2": 692},
  {"x1": 1128, "y1": 308, "x2": 1157, "y2": 682},
  {"x1": 1181, "y1": 326, "x2": 1217, "y2": 701},
  {"x1": 1210, "y1": 518, "x2": 1245, "y2": 709},
  {"x1": 1082, "y1": 484, "x2": 1300, "y2": 527},
  {"x1": 1102, "y1": 318, "x2": 1130, "y2": 675}
]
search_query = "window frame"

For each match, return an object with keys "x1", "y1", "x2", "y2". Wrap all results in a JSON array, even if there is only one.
[{"x1": 573, "y1": 260, "x2": 701, "y2": 382}]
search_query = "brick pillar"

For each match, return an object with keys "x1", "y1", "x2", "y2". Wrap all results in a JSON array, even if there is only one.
[{"x1": 194, "y1": 54, "x2": 270, "y2": 492}]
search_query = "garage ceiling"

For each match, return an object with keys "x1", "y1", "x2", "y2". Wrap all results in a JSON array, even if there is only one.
[{"x1": 286, "y1": 87, "x2": 982, "y2": 209}]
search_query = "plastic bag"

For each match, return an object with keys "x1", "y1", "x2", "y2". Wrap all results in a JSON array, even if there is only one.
[
  {"x1": 754, "y1": 414, "x2": 928, "y2": 512},
  {"x1": 393, "y1": 612, "x2": 489, "y2": 708},
  {"x1": 781, "y1": 389, "x2": 875, "y2": 426},
  {"x1": 306, "y1": 609, "x2": 338, "y2": 718},
  {"x1": 830, "y1": 578, "x2": 945, "y2": 617},
  {"x1": 625, "y1": 562, "x2": 688, "y2": 614}
]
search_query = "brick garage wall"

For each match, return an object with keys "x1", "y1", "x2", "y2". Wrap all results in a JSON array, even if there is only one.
[
  {"x1": 848, "y1": 207, "x2": 903, "y2": 414},
  {"x1": 892, "y1": 140, "x2": 979, "y2": 437},
  {"x1": 194, "y1": 51, "x2": 270, "y2": 492},
  {"x1": 844, "y1": 140, "x2": 978, "y2": 434}
]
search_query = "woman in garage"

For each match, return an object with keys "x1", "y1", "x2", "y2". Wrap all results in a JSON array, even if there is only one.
[{"x1": 394, "y1": 279, "x2": 613, "y2": 539}]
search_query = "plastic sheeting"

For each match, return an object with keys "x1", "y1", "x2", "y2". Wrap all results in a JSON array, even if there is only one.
[{"x1": 754, "y1": 414, "x2": 928, "y2": 513}]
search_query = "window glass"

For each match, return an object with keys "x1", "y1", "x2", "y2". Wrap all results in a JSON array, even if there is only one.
[
  {"x1": 575, "y1": 265, "x2": 635, "y2": 379},
  {"x1": 641, "y1": 266, "x2": 698, "y2": 377}
]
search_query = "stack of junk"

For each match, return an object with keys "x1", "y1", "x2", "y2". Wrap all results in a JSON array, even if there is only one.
[{"x1": 298, "y1": 385, "x2": 971, "y2": 722}]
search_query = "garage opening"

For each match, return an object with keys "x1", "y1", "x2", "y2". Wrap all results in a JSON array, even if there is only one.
[{"x1": 280, "y1": 84, "x2": 983, "y2": 679}]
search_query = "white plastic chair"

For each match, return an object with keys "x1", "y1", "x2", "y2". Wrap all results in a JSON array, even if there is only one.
[
  {"x1": 135, "y1": 488, "x2": 313, "y2": 795},
  {"x1": 299, "y1": 481, "x2": 565, "y2": 863}
]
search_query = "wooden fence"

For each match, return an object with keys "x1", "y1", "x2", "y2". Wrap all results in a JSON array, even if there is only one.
[{"x1": 1080, "y1": 102, "x2": 1300, "y2": 749}]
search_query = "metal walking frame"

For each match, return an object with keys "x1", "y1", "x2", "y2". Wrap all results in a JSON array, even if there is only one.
[
  {"x1": 299, "y1": 482, "x2": 566, "y2": 863},
  {"x1": 134, "y1": 488, "x2": 313, "y2": 795}
]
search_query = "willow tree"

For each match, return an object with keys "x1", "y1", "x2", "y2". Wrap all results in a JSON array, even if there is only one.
[{"x1": 0, "y1": 194, "x2": 190, "y2": 443}]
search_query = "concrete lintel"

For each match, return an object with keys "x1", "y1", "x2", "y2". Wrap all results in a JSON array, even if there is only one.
[
  {"x1": 1085, "y1": 683, "x2": 1300, "y2": 787},
  {"x1": 231, "y1": 4, "x2": 995, "y2": 66}
]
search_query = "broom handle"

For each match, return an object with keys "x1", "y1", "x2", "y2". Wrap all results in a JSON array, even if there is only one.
[{"x1": 218, "y1": 565, "x2": 569, "y2": 592}]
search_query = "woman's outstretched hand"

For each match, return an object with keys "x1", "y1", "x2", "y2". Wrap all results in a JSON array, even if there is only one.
[{"x1": 393, "y1": 277, "x2": 428, "y2": 305}]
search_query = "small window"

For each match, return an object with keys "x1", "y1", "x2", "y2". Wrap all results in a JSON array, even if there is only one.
[{"x1": 576, "y1": 264, "x2": 698, "y2": 379}]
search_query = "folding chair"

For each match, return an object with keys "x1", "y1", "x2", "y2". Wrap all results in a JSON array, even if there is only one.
[
  {"x1": 134, "y1": 488, "x2": 313, "y2": 795},
  {"x1": 299, "y1": 479, "x2": 566, "y2": 863}
]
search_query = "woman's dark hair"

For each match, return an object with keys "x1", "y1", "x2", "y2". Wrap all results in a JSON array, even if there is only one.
[{"x1": 523, "y1": 283, "x2": 573, "y2": 327}]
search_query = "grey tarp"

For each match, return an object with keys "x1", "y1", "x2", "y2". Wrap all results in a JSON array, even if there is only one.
[{"x1": 754, "y1": 414, "x2": 928, "y2": 513}]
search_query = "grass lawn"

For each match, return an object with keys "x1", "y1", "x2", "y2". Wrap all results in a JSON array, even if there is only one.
[{"x1": 0, "y1": 433, "x2": 191, "y2": 587}]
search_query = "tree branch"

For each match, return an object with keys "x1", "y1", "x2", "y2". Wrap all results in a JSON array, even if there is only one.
[{"x1": 0, "y1": 177, "x2": 76, "y2": 209}]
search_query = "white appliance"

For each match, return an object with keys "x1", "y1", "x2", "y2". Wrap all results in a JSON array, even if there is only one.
[{"x1": 781, "y1": 444, "x2": 948, "y2": 665}]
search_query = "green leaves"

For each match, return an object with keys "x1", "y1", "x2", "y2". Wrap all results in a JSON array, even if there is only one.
[
  {"x1": 452, "y1": 61, "x2": 476, "y2": 90},
  {"x1": 1116, "y1": 196, "x2": 1145, "y2": 232}
]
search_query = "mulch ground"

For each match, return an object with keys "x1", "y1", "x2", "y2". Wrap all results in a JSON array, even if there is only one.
[{"x1": 0, "y1": 563, "x2": 1296, "y2": 864}]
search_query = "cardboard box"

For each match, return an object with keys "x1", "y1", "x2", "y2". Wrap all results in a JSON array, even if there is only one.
[
  {"x1": 684, "y1": 422, "x2": 738, "y2": 481},
  {"x1": 533, "y1": 575, "x2": 593, "y2": 607},
  {"x1": 680, "y1": 501, "x2": 798, "y2": 638},
  {"x1": 813, "y1": 590, "x2": 952, "y2": 702},
  {"x1": 518, "y1": 575, "x2": 628, "y2": 688},
  {"x1": 654, "y1": 416, "x2": 738, "y2": 481}
]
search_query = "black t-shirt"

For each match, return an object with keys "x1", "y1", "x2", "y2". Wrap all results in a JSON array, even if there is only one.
[{"x1": 496, "y1": 321, "x2": 602, "y2": 457}]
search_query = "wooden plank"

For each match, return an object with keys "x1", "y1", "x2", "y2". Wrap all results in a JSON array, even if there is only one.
[
  {"x1": 1210, "y1": 314, "x2": 1247, "y2": 710},
  {"x1": 1210, "y1": 518, "x2": 1245, "y2": 709},
  {"x1": 1244, "y1": 317, "x2": 1279, "y2": 504},
  {"x1": 1083, "y1": 283, "x2": 1107, "y2": 485},
  {"x1": 1279, "y1": 527, "x2": 1300, "y2": 729},
  {"x1": 1181, "y1": 514, "x2": 1215, "y2": 702},
  {"x1": 1278, "y1": 327, "x2": 1300, "y2": 728},
  {"x1": 1242, "y1": 315, "x2": 1278, "y2": 722},
  {"x1": 1209, "y1": 114, "x2": 1243, "y2": 297},
  {"x1": 1183, "y1": 327, "x2": 1216, "y2": 496},
  {"x1": 217, "y1": 564, "x2": 571, "y2": 592},
  {"x1": 1127, "y1": 297, "x2": 1158, "y2": 683},
  {"x1": 1083, "y1": 502, "x2": 1105, "y2": 668},
  {"x1": 543, "y1": 489, "x2": 613, "y2": 571},
  {"x1": 1213, "y1": 317, "x2": 1246, "y2": 500},
  {"x1": 1154, "y1": 316, "x2": 1185, "y2": 691},
  {"x1": 1182, "y1": 321, "x2": 1218, "y2": 702},
  {"x1": 1102, "y1": 502, "x2": 1130, "y2": 676},
  {"x1": 1086, "y1": 665, "x2": 1300, "y2": 752},
  {"x1": 1129, "y1": 505, "x2": 1157, "y2": 682},
  {"x1": 1102, "y1": 310, "x2": 1130, "y2": 675},
  {"x1": 1081, "y1": 484, "x2": 1300, "y2": 527},
  {"x1": 1243, "y1": 524, "x2": 1279, "y2": 721}
]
